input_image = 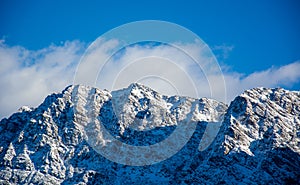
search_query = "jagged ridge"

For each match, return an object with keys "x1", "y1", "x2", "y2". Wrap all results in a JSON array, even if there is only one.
[{"x1": 0, "y1": 84, "x2": 299, "y2": 184}]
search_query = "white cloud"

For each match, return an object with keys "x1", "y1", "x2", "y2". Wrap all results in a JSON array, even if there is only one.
[
  {"x1": 0, "y1": 39, "x2": 299, "y2": 119},
  {"x1": 224, "y1": 61, "x2": 300, "y2": 102},
  {"x1": 213, "y1": 44, "x2": 234, "y2": 60},
  {"x1": 0, "y1": 40, "x2": 85, "y2": 118}
]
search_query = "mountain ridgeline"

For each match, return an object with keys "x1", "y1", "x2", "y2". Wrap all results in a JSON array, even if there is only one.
[{"x1": 0, "y1": 83, "x2": 299, "y2": 184}]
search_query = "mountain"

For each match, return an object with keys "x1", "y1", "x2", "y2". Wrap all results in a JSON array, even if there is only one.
[{"x1": 0, "y1": 84, "x2": 299, "y2": 184}]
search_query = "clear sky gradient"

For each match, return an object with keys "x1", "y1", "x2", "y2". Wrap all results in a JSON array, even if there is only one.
[{"x1": 1, "y1": 0, "x2": 299, "y2": 74}]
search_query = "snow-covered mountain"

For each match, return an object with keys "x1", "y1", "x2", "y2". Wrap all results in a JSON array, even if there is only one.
[{"x1": 0, "y1": 84, "x2": 299, "y2": 184}]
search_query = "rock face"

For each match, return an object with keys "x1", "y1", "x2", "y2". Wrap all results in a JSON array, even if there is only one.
[{"x1": 0, "y1": 84, "x2": 299, "y2": 184}]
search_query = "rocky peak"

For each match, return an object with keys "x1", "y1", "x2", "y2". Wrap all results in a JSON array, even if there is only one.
[
  {"x1": 0, "y1": 84, "x2": 299, "y2": 184},
  {"x1": 223, "y1": 87, "x2": 300, "y2": 156}
]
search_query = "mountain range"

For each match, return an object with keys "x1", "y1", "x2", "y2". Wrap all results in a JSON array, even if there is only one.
[{"x1": 0, "y1": 83, "x2": 299, "y2": 184}]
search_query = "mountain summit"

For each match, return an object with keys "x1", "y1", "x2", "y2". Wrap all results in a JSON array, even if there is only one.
[{"x1": 0, "y1": 84, "x2": 299, "y2": 184}]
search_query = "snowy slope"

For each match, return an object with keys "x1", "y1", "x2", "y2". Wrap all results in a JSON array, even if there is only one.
[{"x1": 0, "y1": 84, "x2": 299, "y2": 184}]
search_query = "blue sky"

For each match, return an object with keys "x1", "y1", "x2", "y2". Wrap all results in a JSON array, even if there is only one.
[
  {"x1": 1, "y1": 0, "x2": 299, "y2": 73},
  {"x1": 0, "y1": 0, "x2": 300, "y2": 118}
]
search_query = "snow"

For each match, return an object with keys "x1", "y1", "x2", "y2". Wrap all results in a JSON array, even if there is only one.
[
  {"x1": 0, "y1": 84, "x2": 299, "y2": 184},
  {"x1": 18, "y1": 106, "x2": 32, "y2": 112}
]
